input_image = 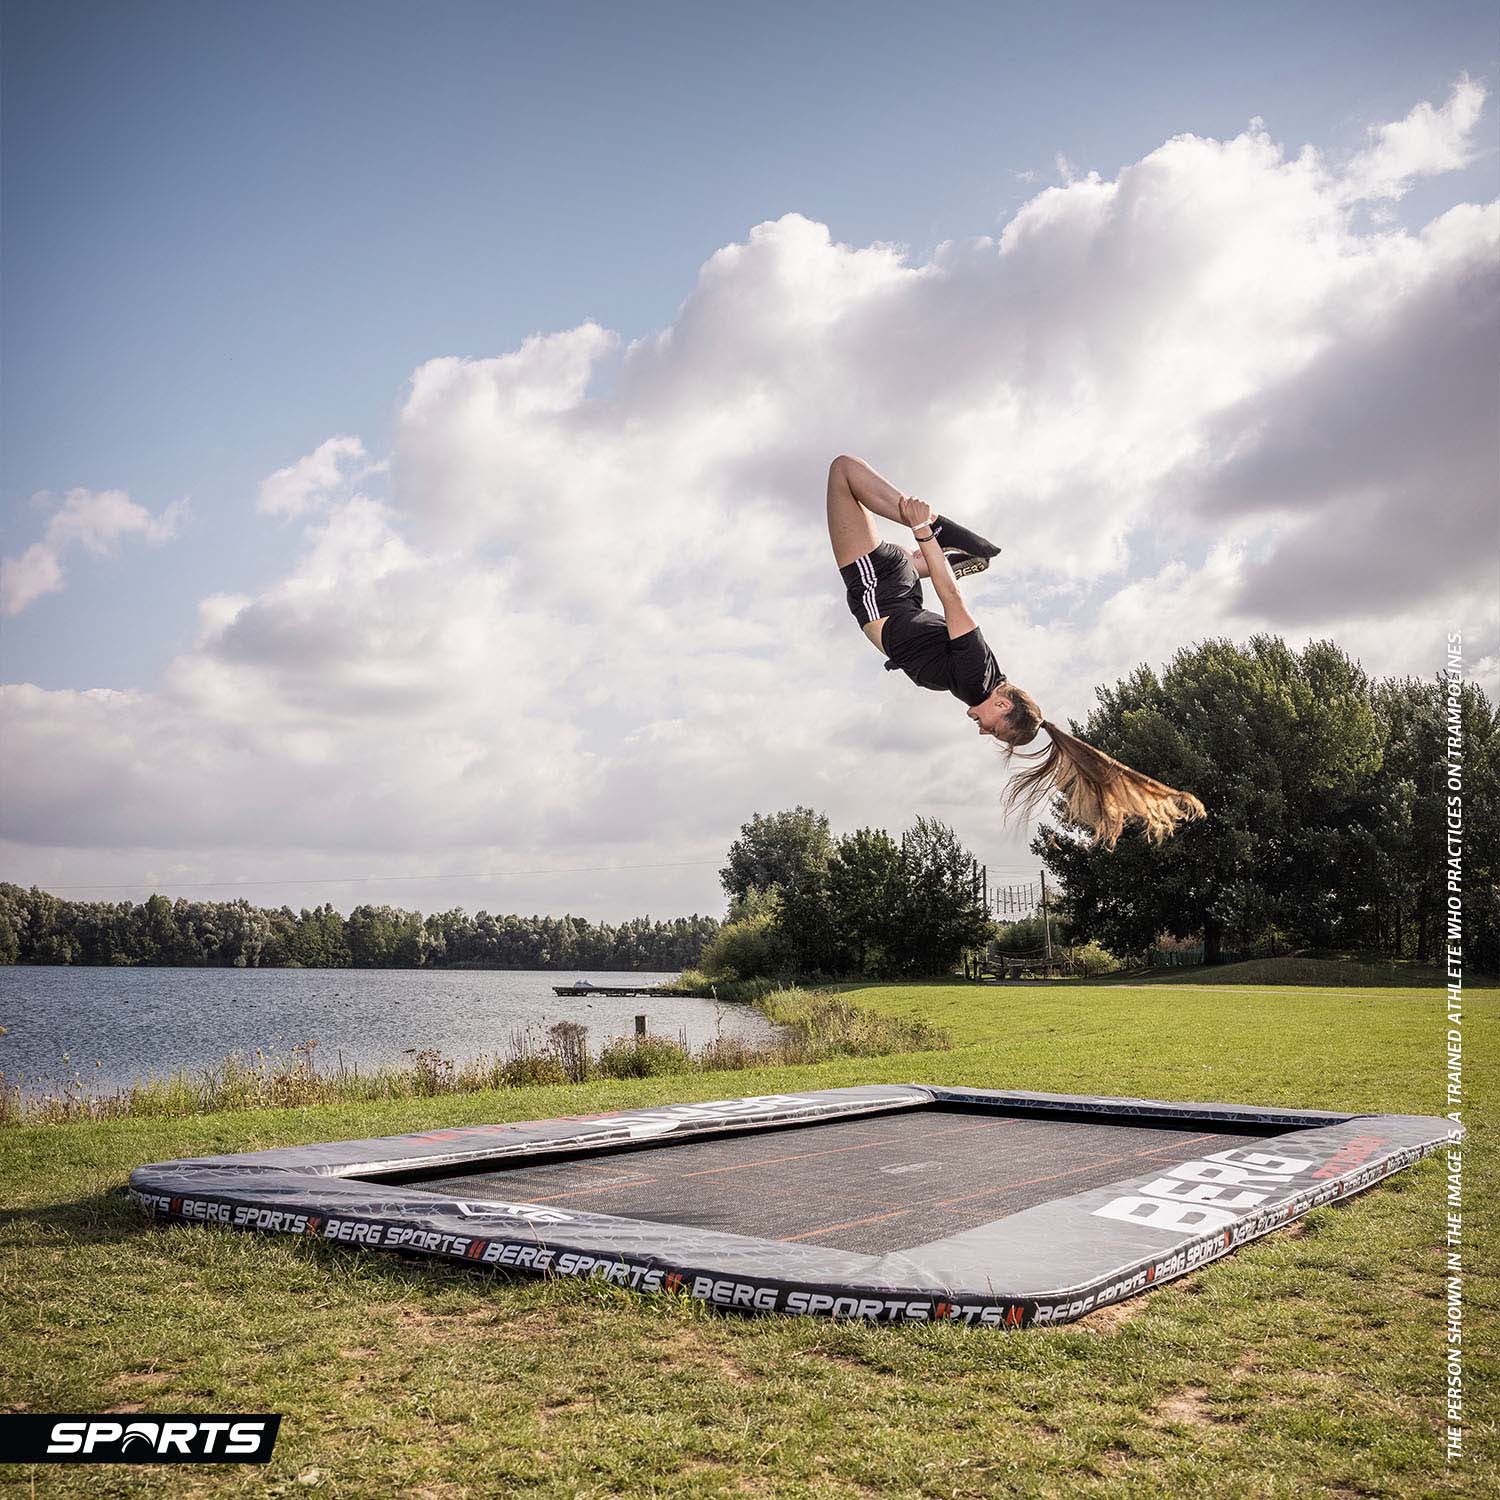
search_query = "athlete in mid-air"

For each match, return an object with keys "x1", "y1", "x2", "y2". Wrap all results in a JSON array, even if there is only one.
[{"x1": 826, "y1": 453, "x2": 1205, "y2": 846}]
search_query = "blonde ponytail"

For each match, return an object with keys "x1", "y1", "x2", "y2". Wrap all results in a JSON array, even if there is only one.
[{"x1": 995, "y1": 692, "x2": 1205, "y2": 848}]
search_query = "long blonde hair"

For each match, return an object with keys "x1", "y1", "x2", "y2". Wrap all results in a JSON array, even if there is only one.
[{"x1": 995, "y1": 686, "x2": 1205, "y2": 848}]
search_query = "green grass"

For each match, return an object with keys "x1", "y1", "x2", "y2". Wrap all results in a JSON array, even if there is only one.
[
  {"x1": 1106, "y1": 955, "x2": 1498, "y2": 988},
  {"x1": 3, "y1": 981, "x2": 1495, "y2": 1497}
]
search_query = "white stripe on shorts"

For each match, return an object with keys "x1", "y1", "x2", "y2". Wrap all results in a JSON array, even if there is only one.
[{"x1": 857, "y1": 551, "x2": 878, "y2": 625}]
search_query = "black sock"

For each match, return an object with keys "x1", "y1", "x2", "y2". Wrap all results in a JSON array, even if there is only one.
[{"x1": 932, "y1": 515, "x2": 1001, "y2": 558}]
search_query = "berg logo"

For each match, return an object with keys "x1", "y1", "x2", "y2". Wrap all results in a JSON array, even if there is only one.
[
  {"x1": 608, "y1": 1094, "x2": 822, "y2": 1141},
  {"x1": 0, "y1": 1414, "x2": 282, "y2": 1465},
  {"x1": 452, "y1": 1200, "x2": 575, "y2": 1224}
]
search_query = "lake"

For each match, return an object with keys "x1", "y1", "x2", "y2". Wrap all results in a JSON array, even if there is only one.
[{"x1": 0, "y1": 967, "x2": 776, "y2": 1093}]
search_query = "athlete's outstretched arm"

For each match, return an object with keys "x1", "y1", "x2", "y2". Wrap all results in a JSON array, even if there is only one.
[{"x1": 904, "y1": 497, "x2": 978, "y2": 639}]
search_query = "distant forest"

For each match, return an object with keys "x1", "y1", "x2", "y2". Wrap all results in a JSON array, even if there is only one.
[{"x1": 0, "y1": 884, "x2": 718, "y2": 972}]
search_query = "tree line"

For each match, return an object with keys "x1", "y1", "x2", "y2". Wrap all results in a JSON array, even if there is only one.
[{"x1": 0, "y1": 886, "x2": 718, "y2": 972}]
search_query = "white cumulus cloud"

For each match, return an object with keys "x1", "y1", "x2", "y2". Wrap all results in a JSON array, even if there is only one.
[
  {"x1": 1, "y1": 488, "x2": 186, "y2": 617},
  {"x1": 256, "y1": 435, "x2": 370, "y2": 518},
  {"x1": 1340, "y1": 75, "x2": 1488, "y2": 203}
]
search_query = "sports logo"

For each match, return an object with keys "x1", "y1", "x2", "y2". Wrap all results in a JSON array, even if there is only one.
[{"x1": 0, "y1": 1414, "x2": 281, "y2": 1464}]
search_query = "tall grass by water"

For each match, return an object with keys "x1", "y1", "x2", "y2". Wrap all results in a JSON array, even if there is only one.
[{"x1": 0, "y1": 987, "x2": 949, "y2": 1125}]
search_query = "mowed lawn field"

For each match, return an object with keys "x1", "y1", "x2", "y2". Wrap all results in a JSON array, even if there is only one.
[{"x1": 3, "y1": 981, "x2": 1495, "y2": 1498}]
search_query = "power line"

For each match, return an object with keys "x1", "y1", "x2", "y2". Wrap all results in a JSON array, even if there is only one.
[{"x1": 28, "y1": 859, "x2": 724, "y2": 894}]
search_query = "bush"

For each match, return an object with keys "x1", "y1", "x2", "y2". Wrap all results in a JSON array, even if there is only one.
[
  {"x1": 596, "y1": 1034, "x2": 693, "y2": 1078},
  {"x1": 546, "y1": 1021, "x2": 591, "y2": 1082},
  {"x1": 695, "y1": 1035, "x2": 764, "y2": 1071},
  {"x1": 669, "y1": 972, "x2": 784, "y2": 1004},
  {"x1": 759, "y1": 989, "x2": 949, "y2": 1061},
  {"x1": 498, "y1": 1054, "x2": 569, "y2": 1088},
  {"x1": 1071, "y1": 940, "x2": 1122, "y2": 977},
  {"x1": 699, "y1": 909, "x2": 787, "y2": 980}
]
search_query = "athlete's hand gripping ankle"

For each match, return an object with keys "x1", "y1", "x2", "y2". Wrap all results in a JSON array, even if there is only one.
[{"x1": 899, "y1": 495, "x2": 934, "y2": 533}]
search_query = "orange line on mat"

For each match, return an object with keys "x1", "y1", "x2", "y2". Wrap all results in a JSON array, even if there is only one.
[
  {"x1": 936, "y1": 1154, "x2": 1131, "y2": 1206},
  {"x1": 510, "y1": 1175, "x2": 660, "y2": 1203},
  {"x1": 1137, "y1": 1132, "x2": 1219, "y2": 1156},
  {"x1": 675, "y1": 1136, "x2": 895, "y2": 1179},
  {"x1": 935, "y1": 1133, "x2": 1234, "y2": 1207},
  {"x1": 915, "y1": 1117, "x2": 1017, "y2": 1137},
  {"x1": 781, "y1": 1208, "x2": 913, "y2": 1243}
]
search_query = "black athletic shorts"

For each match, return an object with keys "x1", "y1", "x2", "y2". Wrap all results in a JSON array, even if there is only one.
[
  {"x1": 839, "y1": 541, "x2": 1006, "y2": 706},
  {"x1": 839, "y1": 541, "x2": 923, "y2": 628}
]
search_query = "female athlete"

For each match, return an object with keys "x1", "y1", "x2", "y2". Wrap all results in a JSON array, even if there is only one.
[{"x1": 827, "y1": 453, "x2": 1205, "y2": 847}]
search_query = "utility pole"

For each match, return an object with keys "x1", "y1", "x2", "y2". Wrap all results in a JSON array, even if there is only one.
[{"x1": 1039, "y1": 869, "x2": 1054, "y2": 975}]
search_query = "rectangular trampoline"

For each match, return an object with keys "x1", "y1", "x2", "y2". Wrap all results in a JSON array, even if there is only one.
[
  {"x1": 131, "y1": 1085, "x2": 1454, "y2": 1327},
  {"x1": 375, "y1": 1108, "x2": 1282, "y2": 1254}
]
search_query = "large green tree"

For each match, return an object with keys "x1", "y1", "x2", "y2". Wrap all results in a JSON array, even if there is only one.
[
  {"x1": 824, "y1": 828, "x2": 904, "y2": 976},
  {"x1": 346, "y1": 904, "x2": 426, "y2": 967},
  {"x1": 738, "y1": 812, "x2": 989, "y2": 979},
  {"x1": 888, "y1": 817, "x2": 992, "y2": 976},
  {"x1": 1368, "y1": 674, "x2": 1499, "y2": 969},
  {"x1": 719, "y1": 807, "x2": 833, "y2": 904},
  {"x1": 1038, "y1": 637, "x2": 1385, "y2": 962}
]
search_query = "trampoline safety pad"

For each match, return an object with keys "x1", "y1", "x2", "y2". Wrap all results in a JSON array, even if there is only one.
[{"x1": 131, "y1": 1084, "x2": 1455, "y2": 1327}]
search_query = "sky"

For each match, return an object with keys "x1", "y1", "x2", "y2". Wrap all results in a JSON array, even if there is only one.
[{"x1": 2, "y1": 0, "x2": 1498, "y2": 921}]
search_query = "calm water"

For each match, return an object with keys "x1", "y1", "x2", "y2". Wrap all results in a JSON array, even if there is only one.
[{"x1": 0, "y1": 967, "x2": 775, "y2": 1092}]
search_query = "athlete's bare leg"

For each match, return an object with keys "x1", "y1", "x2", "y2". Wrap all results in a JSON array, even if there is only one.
[{"x1": 825, "y1": 454, "x2": 912, "y2": 567}]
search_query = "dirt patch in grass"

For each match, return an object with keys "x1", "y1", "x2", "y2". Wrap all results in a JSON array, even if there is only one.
[
  {"x1": 683, "y1": 1348, "x2": 759, "y2": 1387},
  {"x1": 1074, "y1": 1300, "x2": 1144, "y2": 1334},
  {"x1": 675, "y1": 1459, "x2": 781, "y2": 1496},
  {"x1": 1151, "y1": 1386, "x2": 1232, "y2": 1428},
  {"x1": 388, "y1": 1300, "x2": 530, "y2": 1340}
]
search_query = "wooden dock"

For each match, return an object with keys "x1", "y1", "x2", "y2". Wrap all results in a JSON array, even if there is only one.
[{"x1": 551, "y1": 984, "x2": 670, "y2": 998}]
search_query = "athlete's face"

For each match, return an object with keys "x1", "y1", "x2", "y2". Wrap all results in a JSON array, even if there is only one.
[{"x1": 967, "y1": 692, "x2": 1014, "y2": 738}]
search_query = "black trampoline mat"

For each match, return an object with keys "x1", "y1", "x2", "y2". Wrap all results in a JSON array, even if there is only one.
[{"x1": 391, "y1": 1108, "x2": 1272, "y2": 1254}]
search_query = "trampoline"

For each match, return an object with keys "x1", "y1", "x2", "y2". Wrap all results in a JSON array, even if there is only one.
[{"x1": 130, "y1": 1085, "x2": 1453, "y2": 1326}]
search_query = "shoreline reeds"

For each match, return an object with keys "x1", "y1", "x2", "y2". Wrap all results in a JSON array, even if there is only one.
[{"x1": 0, "y1": 988, "x2": 950, "y2": 1126}]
